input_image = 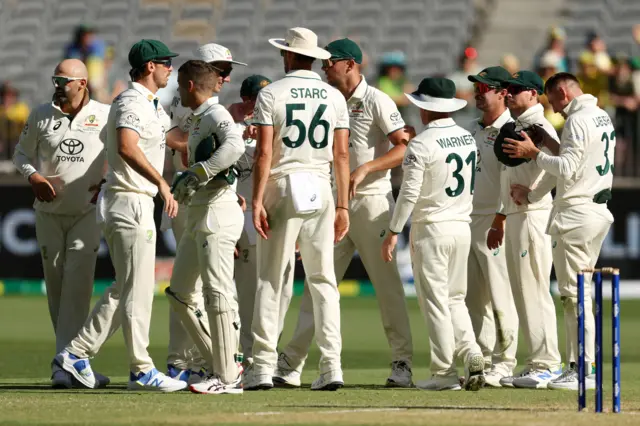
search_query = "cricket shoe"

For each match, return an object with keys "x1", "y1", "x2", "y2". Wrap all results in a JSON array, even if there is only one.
[
  {"x1": 54, "y1": 350, "x2": 96, "y2": 389},
  {"x1": 190, "y1": 373, "x2": 243, "y2": 395},
  {"x1": 311, "y1": 370, "x2": 344, "y2": 391},
  {"x1": 547, "y1": 365, "x2": 595, "y2": 391},
  {"x1": 416, "y1": 374, "x2": 462, "y2": 391},
  {"x1": 464, "y1": 353, "x2": 486, "y2": 391},
  {"x1": 513, "y1": 366, "x2": 563, "y2": 389},
  {"x1": 242, "y1": 364, "x2": 273, "y2": 391},
  {"x1": 484, "y1": 368, "x2": 509, "y2": 388},
  {"x1": 166, "y1": 364, "x2": 191, "y2": 383},
  {"x1": 273, "y1": 353, "x2": 301, "y2": 388},
  {"x1": 51, "y1": 369, "x2": 73, "y2": 389},
  {"x1": 499, "y1": 366, "x2": 531, "y2": 388},
  {"x1": 386, "y1": 360, "x2": 413, "y2": 388},
  {"x1": 127, "y1": 368, "x2": 188, "y2": 392},
  {"x1": 187, "y1": 367, "x2": 208, "y2": 385}
]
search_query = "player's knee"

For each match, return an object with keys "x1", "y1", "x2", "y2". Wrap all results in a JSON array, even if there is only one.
[
  {"x1": 203, "y1": 289, "x2": 234, "y2": 314},
  {"x1": 165, "y1": 287, "x2": 198, "y2": 307}
]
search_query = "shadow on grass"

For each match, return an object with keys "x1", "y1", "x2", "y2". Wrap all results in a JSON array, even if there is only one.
[
  {"x1": 275, "y1": 404, "x2": 539, "y2": 412},
  {"x1": 0, "y1": 383, "x2": 129, "y2": 392}
]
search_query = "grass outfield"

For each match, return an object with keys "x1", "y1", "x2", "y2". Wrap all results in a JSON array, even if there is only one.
[{"x1": 0, "y1": 296, "x2": 639, "y2": 425}]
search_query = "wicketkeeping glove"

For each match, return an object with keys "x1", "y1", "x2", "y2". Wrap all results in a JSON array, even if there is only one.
[
  {"x1": 493, "y1": 122, "x2": 547, "y2": 167},
  {"x1": 171, "y1": 169, "x2": 205, "y2": 205}
]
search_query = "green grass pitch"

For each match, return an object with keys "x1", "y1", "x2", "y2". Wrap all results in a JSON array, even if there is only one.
[{"x1": 0, "y1": 296, "x2": 639, "y2": 425}]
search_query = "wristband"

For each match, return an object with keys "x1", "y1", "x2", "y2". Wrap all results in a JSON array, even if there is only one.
[
  {"x1": 336, "y1": 206, "x2": 348, "y2": 211},
  {"x1": 389, "y1": 229, "x2": 401, "y2": 235}
]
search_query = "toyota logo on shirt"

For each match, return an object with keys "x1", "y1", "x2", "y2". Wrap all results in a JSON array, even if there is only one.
[{"x1": 59, "y1": 139, "x2": 84, "y2": 155}]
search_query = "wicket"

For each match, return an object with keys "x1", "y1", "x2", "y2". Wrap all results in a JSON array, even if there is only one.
[{"x1": 577, "y1": 267, "x2": 621, "y2": 413}]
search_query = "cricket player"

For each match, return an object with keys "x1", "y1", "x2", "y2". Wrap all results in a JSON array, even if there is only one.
[
  {"x1": 229, "y1": 75, "x2": 295, "y2": 367},
  {"x1": 276, "y1": 38, "x2": 415, "y2": 388},
  {"x1": 13, "y1": 59, "x2": 109, "y2": 389},
  {"x1": 465, "y1": 66, "x2": 519, "y2": 383},
  {"x1": 381, "y1": 77, "x2": 485, "y2": 391},
  {"x1": 491, "y1": 71, "x2": 562, "y2": 388},
  {"x1": 167, "y1": 59, "x2": 246, "y2": 395},
  {"x1": 163, "y1": 43, "x2": 247, "y2": 384},
  {"x1": 54, "y1": 39, "x2": 187, "y2": 392},
  {"x1": 505, "y1": 72, "x2": 615, "y2": 391},
  {"x1": 245, "y1": 27, "x2": 350, "y2": 391}
]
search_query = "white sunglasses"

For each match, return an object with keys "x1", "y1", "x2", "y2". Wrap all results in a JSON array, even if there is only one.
[{"x1": 51, "y1": 75, "x2": 85, "y2": 88}]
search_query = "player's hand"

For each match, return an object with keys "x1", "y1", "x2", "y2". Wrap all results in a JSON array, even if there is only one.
[
  {"x1": 381, "y1": 233, "x2": 398, "y2": 262},
  {"x1": 159, "y1": 182, "x2": 179, "y2": 219},
  {"x1": 349, "y1": 165, "x2": 369, "y2": 199},
  {"x1": 234, "y1": 244, "x2": 240, "y2": 259},
  {"x1": 237, "y1": 194, "x2": 247, "y2": 212},
  {"x1": 89, "y1": 179, "x2": 106, "y2": 204},
  {"x1": 334, "y1": 208, "x2": 349, "y2": 243},
  {"x1": 243, "y1": 125, "x2": 257, "y2": 140},
  {"x1": 503, "y1": 131, "x2": 539, "y2": 159},
  {"x1": 404, "y1": 125, "x2": 417, "y2": 140},
  {"x1": 486, "y1": 215, "x2": 506, "y2": 250},
  {"x1": 29, "y1": 172, "x2": 56, "y2": 202},
  {"x1": 510, "y1": 184, "x2": 531, "y2": 206},
  {"x1": 253, "y1": 202, "x2": 270, "y2": 240}
]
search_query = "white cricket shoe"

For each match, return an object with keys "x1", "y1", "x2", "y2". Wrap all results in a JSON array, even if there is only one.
[
  {"x1": 189, "y1": 373, "x2": 243, "y2": 395},
  {"x1": 513, "y1": 366, "x2": 563, "y2": 389},
  {"x1": 499, "y1": 366, "x2": 531, "y2": 388},
  {"x1": 54, "y1": 350, "x2": 96, "y2": 389},
  {"x1": 242, "y1": 364, "x2": 273, "y2": 391},
  {"x1": 127, "y1": 368, "x2": 188, "y2": 392},
  {"x1": 484, "y1": 368, "x2": 508, "y2": 388},
  {"x1": 416, "y1": 374, "x2": 461, "y2": 391},
  {"x1": 464, "y1": 353, "x2": 486, "y2": 391},
  {"x1": 547, "y1": 366, "x2": 595, "y2": 391},
  {"x1": 386, "y1": 360, "x2": 413, "y2": 388},
  {"x1": 51, "y1": 369, "x2": 73, "y2": 389},
  {"x1": 311, "y1": 370, "x2": 344, "y2": 391},
  {"x1": 273, "y1": 353, "x2": 301, "y2": 388}
]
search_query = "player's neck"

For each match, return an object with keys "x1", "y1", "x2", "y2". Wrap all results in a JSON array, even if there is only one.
[
  {"x1": 61, "y1": 89, "x2": 89, "y2": 116},
  {"x1": 511, "y1": 101, "x2": 538, "y2": 119},
  {"x1": 341, "y1": 74, "x2": 362, "y2": 99},
  {"x1": 482, "y1": 106, "x2": 507, "y2": 127},
  {"x1": 191, "y1": 92, "x2": 211, "y2": 111},
  {"x1": 135, "y1": 77, "x2": 159, "y2": 95}
]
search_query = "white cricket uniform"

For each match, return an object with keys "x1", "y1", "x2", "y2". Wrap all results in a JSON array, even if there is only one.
[
  {"x1": 389, "y1": 118, "x2": 482, "y2": 377},
  {"x1": 13, "y1": 100, "x2": 108, "y2": 356},
  {"x1": 234, "y1": 122, "x2": 294, "y2": 363},
  {"x1": 281, "y1": 76, "x2": 413, "y2": 372},
  {"x1": 465, "y1": 108, "x2": 519, "y2": 374},
  {"x1": 66, "y1": 82, "x2": 170, "y2": 374},
  {"x1": 530, "y1": 94, "x2": 615, "y2": 365},
  {"x1": 499, "y1": 103, "x2": 561, "y2": 370},
  {"x1": 168, "y1": 97, "x2": 245, "y2": 383},
  {"x1": 163, "y1": 93, "x2": 206, "y2": 372},
  {"x1": 250, "y1": 69, "x2": 349, "y2": 382}
]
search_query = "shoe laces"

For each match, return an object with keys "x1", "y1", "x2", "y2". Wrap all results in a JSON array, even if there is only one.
[{"x1": 556, "y1": 368, "x2": 577, "y2": 382}]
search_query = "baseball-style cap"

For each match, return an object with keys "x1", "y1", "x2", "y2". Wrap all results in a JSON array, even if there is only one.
[
  {"x1": 467, "y1": 66, "x2": 511, "y2": 86},
  {"x1": 506, "y1": 70, "x2": 544, "y2": 94},
  {"x1": 194, "y1": 43, "x2": 248, "y2": 66},
  {"x1": 325, "y1": 38, "x2": 363, "y2": 64},
  {"x1": 405, "y1": 77, "x2": 467, "y2": 113},
  {"x1": 240, "y1": 75, "x2": 272, "y2": 98},
  {"x1": 128, "y1": 39, "x2": 178, "y2": 69}
]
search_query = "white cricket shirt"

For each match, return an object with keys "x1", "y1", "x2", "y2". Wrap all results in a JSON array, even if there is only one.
[
  {"x1": 390, "y1": 118, "x2": 477, "y2": 231},
  {"x1": 13, "y1": 99, "x2": 109, "y2": 215},
  {"x1": 499, "y1": 103, "x2": 556, "y2": 215},
  {"x1": 104, "y1": 81, "x2": 170, "y2": 197},
  {"x1": 535, "y1": 94, "x2": 615, "y2": 208},
  {"x1": 346, "y1": 76, "x2": 406, "y2": 195},
  {"x1": 468, "y1": 108, "x2": 513, "y2": 215},
  {"x1": 253, "y1": 69, "x2": 349, "y2": 180}
]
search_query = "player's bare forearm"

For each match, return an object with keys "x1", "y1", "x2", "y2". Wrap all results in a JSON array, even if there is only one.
[
  {"x1": 363, "y1": 143, "x2": 406, "y2": 174},
  {"x1": 166, "y1": 127, "x2": 188, "y2": 153},
  {"x1": 333, "y1": 129, "x2": 350, "y2": 208},
  {"x1": 117, "y1": 128, "x2": 166, "y2": 188},
  {"x1": 252, "y1": 125, "x2": 273, "y2": 207}
]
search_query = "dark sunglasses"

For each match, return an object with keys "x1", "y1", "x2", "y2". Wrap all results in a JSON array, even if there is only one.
[
  {"x1": 152, "y1": 58, "x2": 173, "y2": 68},
  {"x1": 507, "y1": 85, "x2": 532, "y2": 95},
  {"x1": 474, "y1": 82, "x2": 500, "y2": 95},
  {"x1": 51, "y1": 75, "x2": 84, "y2": 88},
  {"x1": 212, "y1": 65, "x2": 233, "y2": 78},
  {"x1": 321, "y1": 58, "x2": 350, "y2": 69}
]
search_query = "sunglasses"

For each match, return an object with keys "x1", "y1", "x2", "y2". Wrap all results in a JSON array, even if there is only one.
[
  {"x1": 507, "y1": 85, "x2": 532, "y2": 95},
  {"x1": 211, "y1": 65, "x2": 233, "y2": 78},
  {"x1": 321, "y1": 58, "x2": 350, "y2": 69},
  {"x1": 474, "y1": 82, "x2": 500, "y2": 94},
  {"x1": 152, "y1": 58, "x2": 172, "y2": 68},
  {"x1": 51, "y1": 76, "x2": 85, "y2": 88}
]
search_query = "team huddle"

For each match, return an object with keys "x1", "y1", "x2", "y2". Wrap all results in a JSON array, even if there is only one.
[{"x1": 13, "y1": 26, "x2": 615, "y2": 395}]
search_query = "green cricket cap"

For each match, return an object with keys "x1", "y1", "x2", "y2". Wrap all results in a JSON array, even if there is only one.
[
  {"x1": 325, "y1": 38, "x2": 363, "y2": 64},
  {"x1": 506, "y1": 70, "x2": 544, "y2": 95},
  {"x1": 240, "y1": 75, "x2": 272, "y2": 98},
  {"x1": 128, "y1": 39, "x2": 179, "y2": 69},
  {"x1": 468, "y1": 66, "x2": 511, "y2": 86}
]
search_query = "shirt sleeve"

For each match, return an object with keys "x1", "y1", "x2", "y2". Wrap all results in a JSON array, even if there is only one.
[
  {"x1": 169, "y1": 96, "x2": 192, "y2": 132},
  {"x1": 193, "y1": 108, "x2": 246, "y2": 181},
  {"x1": 12, "y1": 109, "x2": 39, "y2": 179},
  {"x1": 335, "y1": 94, "x2": 350, "y2": 130},
  {"x1": 389, "y1": 140, "x2": 425, "y2": 232},
  {"x1": 375, "y1": 93, "x2": 405, "y2": 135},
  {"x1": 114, "y1": 99, "x2": 145, "y2": 135},
  {"x1": 536, "y1": 117, "x2": 586, "y2": 180},
  {"x1": 253, "y1": 89, "x2": 274, "y2": 126}
]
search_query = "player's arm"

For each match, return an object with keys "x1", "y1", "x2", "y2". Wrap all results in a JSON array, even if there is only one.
[
  {"x1": 166, "y1": 127, "x2": 188, "y2": 153},
  {"x1": 333, "y1": 128, "x2": 350, "y2": 243},
  {"x1": 251, "y1": 90, "x2": 274, "y2": 239},
  {"x1": 535, "y1": 118, "x2": 585, "y2": 179},
  {"x1": 166, "y1": 97, "x2": 191, "y2": 153}
]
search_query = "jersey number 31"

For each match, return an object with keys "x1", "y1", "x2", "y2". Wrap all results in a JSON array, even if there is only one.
[
  {"x1": 283, "y1": 103, "x2": 329, "y2": 149},
  {"x1": 446, "y1": 151, "x2": 476, "y2": 197}
]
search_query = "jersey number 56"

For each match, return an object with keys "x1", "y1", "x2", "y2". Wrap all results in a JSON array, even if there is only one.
[{"x1": 283, "y1": 103, "x2": 329, "y2": 149}]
